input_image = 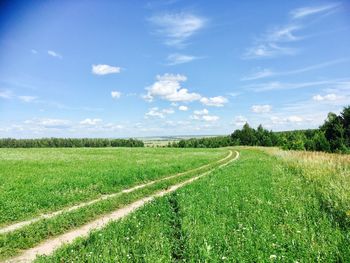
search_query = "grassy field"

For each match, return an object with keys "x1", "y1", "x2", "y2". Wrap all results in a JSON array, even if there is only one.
[
  {"x1": 0, "y1": 147, "x2": 226, "y2": 226},
  {"x1": 35, "y1": 148, "x2": 350, "y2": 262}
]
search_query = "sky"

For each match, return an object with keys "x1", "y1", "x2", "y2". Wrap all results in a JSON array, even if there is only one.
[{"x1": 0, "y1": 0, "x2": 350, "y2": 138}]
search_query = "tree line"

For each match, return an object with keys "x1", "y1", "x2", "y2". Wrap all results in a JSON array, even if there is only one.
[
  {"x1": 170, "y1": 106, "x2": 350, "y2": 153},
  {"x1": 0, "y1": 138, "x2": 144, "y2": 148}
]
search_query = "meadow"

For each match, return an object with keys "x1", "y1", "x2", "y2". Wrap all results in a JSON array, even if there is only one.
[
  {"x1": 35, "y1": 148, "x2": 350, "y2": 262},
  {"x1": 0, "y1": 147, "x2": 226, "y2": 226},
  {"x1": 0, "y1": 147, "x2": 349, "y2": 262}
]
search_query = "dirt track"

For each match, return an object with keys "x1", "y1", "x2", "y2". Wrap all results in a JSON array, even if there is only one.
[{"x1": 4, "y1": 150, "x2": 239, "y2": 263}]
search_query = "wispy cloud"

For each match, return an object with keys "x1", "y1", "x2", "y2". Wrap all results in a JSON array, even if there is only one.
[
  {"x1": 80, "y1": 118, "x2": 102, "y2": 126},
  {"x1": 167, "y1": 53, "x2": 199, "y2": 65},
  {"x1": 242, "y1": 58, "x2": 349, "y2": 80},
  {"x1": 243, "y1": 3, "x2": 341, "y2": 59},
  {"x1": 149, "y1": 12, "x2": 206, "y2": 47},
  {"x1": 0, "y1": 89, "x2": 13, "y2": 99},
  {"x1": 246, "y1": 78, "x2": 350, "y2": 92},
  {"x1": 47, "y1": 50, "x2": 62, "y2": 59},
  {"x1": 251, "y1": 104, "x2": 272, "y2": 113},
  {"x1": 290, "y1": 3, "x2": 340, "y2": 19},
  {"x1": 92, "y1": 64, "x2": 121, "y2": 75},
  {"x1": 18, "y1": 95, "x2": 37, "y2": 103}
]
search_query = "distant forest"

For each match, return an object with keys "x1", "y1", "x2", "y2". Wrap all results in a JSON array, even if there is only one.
[
  {"x1": 170, "y1": 106, "x2": 350, "y2": 154},
  {"x1": 0, "y1": 138, "x2": 144, "y2": 148}
]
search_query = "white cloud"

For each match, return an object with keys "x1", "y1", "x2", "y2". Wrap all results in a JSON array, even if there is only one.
[
  {"x1": 312, "y1": 93, "x2": 340, "y2": 102},
  {"x1": 191, "y1": 108, "x2": 218, "y2": 122},
  {"x1": 193, "y1": 109, "x2": 209, "y2": 115},
  {"x1": 233, "y1": 115, "x2": 247, "y2": 127},
  {"x1": 287, "y1": 115, "x2": 303, "y2": 123},
  {"x1": 0, "y1": 90, "x2": 13, "y2": 99},
  {"x1": 25, "y1": 118, "x2": 71, "y2": 129},
  {"x1": 145, "y1": 107, "x2": 174, "y2": 119},
  {"x1": 178, "y1": 105, "x2": 188, "y2": 111},
  {"x1": 149, "y1": 12, "x2": 206, "y2": 47},
  {"x1": 202, "y1": 115, "x2": 219, "y2": 122},
  {"x1": 111, "y1": 91, "x2": 121, "y2": 99},
  {"x1": 47, "y1": 50, "x2": 62, "y2": 59},
  {"x1": 244, "y1": 43, "x2": 297, "y2": 59},
  {"x1": 251, "y1": 104, "x2": 272, "y2": 113},
  {"x1": 145, "y1": 73, "x2": 201, "y2": 102},
  {"x1": 92, "y1": 64, "x2": 121, "y2": 75},
  {"x1": 242, "y1": 58, "x2": 349, "y2": 81},
  {"x1": 243, "y1": 3, "x2": 340, "y2": 60},
  {"x1": 270, "y1": 115, "x2": 303, "y2": 124},
  {"x1": 200, "y1": 96, "x2": 228, "y2": 107},
  {"x1": 18, "y1": 96, "x2": 37, "y2": 103},
  {"x1": 291, "y1": 3, "x2": 340, "y2": 19},
  {"x1": 167, "y1": 53, "x2": 198, "y2": 65},
  {"x1": 242, "y1": 69, "x2": 274, "y2": 81},
  {"x1": 80, "y1": 118, "x2": 102, "y2": 126},
  {"x1": 246, "y1": 79, "x2": 347, "y2": 92}
]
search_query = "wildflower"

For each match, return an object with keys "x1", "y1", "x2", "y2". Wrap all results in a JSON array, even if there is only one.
[{"x1": 270, "y1": 255, "x2": 277, "y2": 260}]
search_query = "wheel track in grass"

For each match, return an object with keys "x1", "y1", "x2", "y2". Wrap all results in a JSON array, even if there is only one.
[
  {"x1": 4, "y1": 150, "x2": 239, "y2": 263},
  {"x1": 0, "y1": 149, "x2": 233, "y2": 235}
]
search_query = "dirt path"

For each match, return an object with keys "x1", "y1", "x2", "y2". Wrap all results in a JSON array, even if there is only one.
[
  {"x1": 0, "y1": 150, "x2": 233, "y2": 235},
  {"x1": 4, "y1": 150, "x2": 239, "y2": 263}
]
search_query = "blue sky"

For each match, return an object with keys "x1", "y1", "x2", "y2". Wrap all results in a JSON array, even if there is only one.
[{"x1": 0, "y1": 0, "x2": 350, "y2": 138}]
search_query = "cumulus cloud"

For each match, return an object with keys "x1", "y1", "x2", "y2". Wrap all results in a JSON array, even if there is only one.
[
  {"x1": 145, "y1": 107, "x2": 174, "y2": 119},
  {"x1": 145, "y1": 73, "x2": 201, "y2": 102},
  {"x1": 47, "y1": 50, "x2": 62, "y2": 59},
  {"x1": 80, "y1": 118, "x2": 102, "y2": 126},
  {"x1": 191, "y1": 108, "x2": 218, "y2": 122},
  {"x1": 149, "y1": 12, "x2": 206, "y2": 47},
  {"x1": 111, "y1": 91, "x2": 121, "y2": 99},
  {"x1": 18, "y1": 96, "x2": 37, "y2": 103},
  {"x1": 178, "y1": 105, "x2": 188, "y2": 111},
  {"x1": 202, "y1": 115, "x2": 219, "y2": 122},
  {"x1": 251, "y1": 104, "x2": 272, "y2": 113},
  {"x1": 200, "y1": 96, "x2": 228, "y2": 107},
  {"x1": 92, "y1": 64, "x2": 121, "y2": 75},
  {"x1": 193, "y1": 109, "x2": 209, "y2": 115},
  {"x1": 312, "y1": 93, "x2": 340, "y2": 102}
]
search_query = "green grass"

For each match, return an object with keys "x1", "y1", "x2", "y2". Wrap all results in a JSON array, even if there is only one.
[
  {"x1": 36, "y1": 149, "x2": 350, "y2": 262},
  {"x1": 0, "y1": 147, "x2": 226, "y2": 226},
  {"x1": 0, "y1": 150, "x2": 237, "y2": 260}
]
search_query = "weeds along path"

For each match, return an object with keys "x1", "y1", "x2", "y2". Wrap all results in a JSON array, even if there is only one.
[
  {"x1": 5, "y1": 150, "x2": 239, "y2": 263},
  {"x1": 0, "y1": 149, "x2": 233, "y2": 235}
]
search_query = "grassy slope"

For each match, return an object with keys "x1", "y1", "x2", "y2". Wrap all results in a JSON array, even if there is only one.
[
  {"x1": 37, "y1": 149, "x2": 350, "y2": 262},
  {"x1": 0, "y1": 147, "x2": 225, "y2": 225}
]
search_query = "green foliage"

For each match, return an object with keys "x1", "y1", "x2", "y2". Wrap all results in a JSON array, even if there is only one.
[
  {"x1": 0, "y1": 138, "x2": 144, "y2": 148},
  {"x1": 170, "y1": 106, "x2": 350, "y2": 154}
]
